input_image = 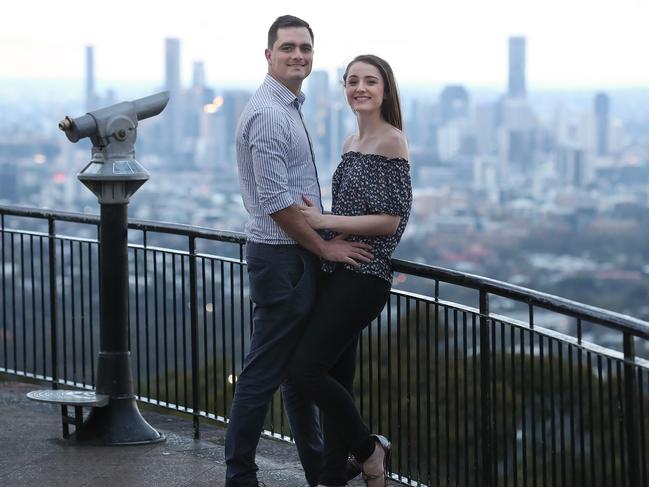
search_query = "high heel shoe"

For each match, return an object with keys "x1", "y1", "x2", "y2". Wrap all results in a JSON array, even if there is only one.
[
  {"x1": 361, "y1": 434, "x2": 391, "y2": 486},
  {"x1": 346, "y1": 455, "x2": 362, "y2": 480}
]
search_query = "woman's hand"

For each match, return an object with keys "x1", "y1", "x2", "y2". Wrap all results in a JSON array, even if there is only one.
[{"x1": 299, "y1": 195, "x2": 329, "y2": 230}]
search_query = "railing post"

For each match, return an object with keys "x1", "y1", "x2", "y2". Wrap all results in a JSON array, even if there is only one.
[
  {"x1": 48, "y1": 217, "x2": 58, "y2": 389},
  {"x1": 1, "y1": 212, "x2": 6, "y2": 372},
  {"x1": 623, "y1": 333, "x2": 639, "y2": 487},
  {"x1": 479, "y1": 289, "x2": 493, "y2": 487},
  {"x1": 189, "y1": 235, "x2": 200, "y2": 439}
]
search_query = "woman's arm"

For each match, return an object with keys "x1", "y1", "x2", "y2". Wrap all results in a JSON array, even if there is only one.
[
  {"x1": 302, "y1": 131, "x2": 406, "y2": 237},
  {"x1": 300, "y1": 196, "x2": 400, "y2": 236}
]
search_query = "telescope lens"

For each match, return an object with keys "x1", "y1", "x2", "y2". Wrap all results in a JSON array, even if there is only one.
[{"x1": 58, "y1": 116, "x2": 73, "y2": 132}]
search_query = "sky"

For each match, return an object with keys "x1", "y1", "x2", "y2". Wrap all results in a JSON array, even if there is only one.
[{"x1": 1, "y1": 0, "x2": 648, "y2": 91}]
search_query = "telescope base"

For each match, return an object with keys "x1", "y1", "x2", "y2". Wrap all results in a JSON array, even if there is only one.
[{"x1": 73, "y1": 397, "x2": 165, "y2": 445}]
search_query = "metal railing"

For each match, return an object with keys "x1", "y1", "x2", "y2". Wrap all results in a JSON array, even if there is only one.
[{"x1": 1, "y1": 204, "x2": 648, "y2": 487}]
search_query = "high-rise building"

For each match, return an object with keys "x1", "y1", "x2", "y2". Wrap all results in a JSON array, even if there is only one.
[
  {"x1": 185, "y1": 61, "x2": 214, "y2": 142},
  {"x1": 197, "y1": 97, "x2": 227, "y2": 172},
  {"x1": 328, "y1": 101, "x2": 344, "y2": 163},
  {"x1": 594, "y1": 92, "x2": 610, "y2": 156},
  {"x1": 407, "y1": 99, "x2": 438, "y2": 153},
  {"x1": 437, "y1": 85, "x2": 470, "y2": 161},
  {"x1": 501, "y1": 97, "x2": 537, "y2": 173},
  {"x1": 556, "y1": 146, "x2": 587, "y2": 187},
  {"x1": 165, "y1": 38, "x2": 181, "y2": 97},
  {"x1": 475, "y1": 102, "x2": 499, "y2": 155},
  {"x1": 164, "y1": 38, "x2": 182, "y2": 157},
  {"x1": 193, "y1": 61, "x2": 205, "y2": 89},
  {"x1": 222, "y1": 90, "x2": 252, "y2": 162},
  {"x1": 508, "y1": 36, "x2": 526, "y2": 99},
  {"x1": 439, "y1": 85, "x2": 469, "y2": 124},
  {"x1": 0, "y1": 161, "x2": 18, "y2": 202},
  {"x1": 304, "y1": 70, "x2": 330, "y2": 163},
  {"x1": 328, "y1": 67, "x2": 348, "y2": 170},
  {"x1": 85, "y1": 46, "x2": 97, "y2": 111},
  {"x1": 437, "y1": 123, "x2": 463, "y2": 161}
]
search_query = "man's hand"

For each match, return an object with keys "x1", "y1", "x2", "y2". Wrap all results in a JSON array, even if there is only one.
[
  {"x1": 270, "y1": 204, "x2": 373, "y2": 267},
  {"x1": 321, "y1": 234, "x2": 373, "y2": 268},
  {"x1": 299, "y1": 195, "x2": 328, "y2": 230}
]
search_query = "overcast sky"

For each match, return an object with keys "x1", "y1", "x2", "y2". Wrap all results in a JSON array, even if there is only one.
[{"x1": 2, "y1": 0, "x2": 648, "y2": 90}]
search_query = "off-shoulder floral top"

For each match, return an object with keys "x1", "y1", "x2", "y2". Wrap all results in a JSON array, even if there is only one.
[{"x1": 322, "y1": 151, "x2": 412, "y2": 283}]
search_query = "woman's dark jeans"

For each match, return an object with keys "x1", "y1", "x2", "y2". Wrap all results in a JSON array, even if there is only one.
[{"x1": 289, "y1": 269, "x2": 391, "y2": 486}]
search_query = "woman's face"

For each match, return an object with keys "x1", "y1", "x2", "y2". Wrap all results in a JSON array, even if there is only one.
[{"x1": 345, "y1": 62, "x2": 385, "y2": 114}]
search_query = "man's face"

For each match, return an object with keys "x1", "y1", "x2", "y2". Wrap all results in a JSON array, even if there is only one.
[{"x1": 265, "y1": 27, "x2": 313, "y2": 89}]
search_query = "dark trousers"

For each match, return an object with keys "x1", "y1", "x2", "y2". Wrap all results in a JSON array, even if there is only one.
[
  {"x1": 288, "y1": 269, "x2": 391, "y2": 486},
  {"x1": 225, "y1": 243, "x2": 324, "y2": 487}
]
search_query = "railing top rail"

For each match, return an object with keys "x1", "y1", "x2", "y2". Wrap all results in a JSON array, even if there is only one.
[
  {"x1": 3, "y1": 204, "x2": 648, "y2": 340},
  {"x1": 0, "y1": 204, "x2": 246, "y2": 244},
  {"x1": 0, "y1": 205, "x2": 98, "y2": 226},
  {"x1": 393, "y1": 258, "x2": 649, "y2": 340}
]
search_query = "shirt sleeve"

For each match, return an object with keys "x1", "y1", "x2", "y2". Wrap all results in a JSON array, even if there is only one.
[
  {"x1": 365, "y1": 161, "x2": 412, "y2": 216},
  {"x1": 247, "y1": 108, "x2": 295, "y2": 214}
]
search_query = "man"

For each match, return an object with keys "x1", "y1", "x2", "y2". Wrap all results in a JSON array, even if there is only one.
[{"x1": 225, "y1": 15, "x2": 373, "y2": 487}]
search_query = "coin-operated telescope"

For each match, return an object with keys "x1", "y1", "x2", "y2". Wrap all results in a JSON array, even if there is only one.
[
  {"x1": 57, "y1": 92, "x2": 169, "y2": 445},
  {"x1": 59, "y1": 91, "x2": 169, "y2": 203}
]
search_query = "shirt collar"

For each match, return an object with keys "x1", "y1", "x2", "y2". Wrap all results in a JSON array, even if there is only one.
[{"x1": 264, "y1": 74, "x2": 306, "y2": 107}]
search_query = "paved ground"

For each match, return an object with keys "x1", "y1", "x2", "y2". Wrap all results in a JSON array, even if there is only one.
[{"x1": 0, "y1": 378, "x2": 380, "y2": 487}]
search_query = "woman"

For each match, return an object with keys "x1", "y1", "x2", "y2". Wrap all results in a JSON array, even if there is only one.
[{"x1": 288, "y1": 54, "x2": 412, "y2": 487}]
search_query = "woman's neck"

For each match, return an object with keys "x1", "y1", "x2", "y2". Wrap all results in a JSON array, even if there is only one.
[{"x1": 356, "y1": 110, "x2": 386, "y2": 141}]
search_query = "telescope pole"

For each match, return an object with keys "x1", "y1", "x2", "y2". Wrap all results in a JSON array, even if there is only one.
[{"x1": 73, "y1": 200, "x2": 163, "y2": 445}]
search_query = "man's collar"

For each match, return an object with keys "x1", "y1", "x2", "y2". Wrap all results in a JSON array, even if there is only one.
[{"x1": 264, "y1": 74, "x2": 306, "y2": 106}]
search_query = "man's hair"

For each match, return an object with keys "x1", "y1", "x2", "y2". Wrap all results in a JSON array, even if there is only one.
[{"x1": 267, "y1": 15, "x2": 314, "y2": 49}]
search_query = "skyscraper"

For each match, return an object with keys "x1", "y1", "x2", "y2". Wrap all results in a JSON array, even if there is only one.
[
  {"x1": 328, "y1": 67, "x2": 348, "y2": 170},
  {"x1": 501, "y1": 97, "x2": 536, "y2": 173},
  {"x1": 186, "y1": 61, "x2": 215, "y2": 142},
  {"x1": 0, "y1": 162, "x2": 17, "y2": 202},
  {"x1": 508, "y1": 36, "x2": 526, "y2": 99},
  {"x1": 439, "y1": 85, "x2": 469, "y2": 124},
  {"x1": 437, "y1": 86, "x2": 471, "y2": 161},
  {"x1": 594, "y1": 92, "x2": 610, "y2": 156},
  {"x1": 223, "y1": 90, "x2": 253, "y2": 162},
  {"x1": 164, "y1": 38, "x2": 182, "y2": 157},
  {"x1": 192, "y1": 61, "x2": 205, "y2": 89},
  {"x1": 304, "y1": 70, "x2": 330, "y2": 163},
  {"x1": 476, "y1": 102, "x2": 499, "y2": 155},
  {"x1": 165, "y1": 38, "x2": 181, "y2": 98},
  {"x1": 85, "y1": 46, "x2": 97, "y2": 111}
]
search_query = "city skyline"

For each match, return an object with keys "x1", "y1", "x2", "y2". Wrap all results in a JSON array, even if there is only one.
[
  {"x1": 2, "y1": 0, "x2": 648, "y2": 90},
  {"x1": 1, "y1": 4, "x2": 648, "y2": 326}
]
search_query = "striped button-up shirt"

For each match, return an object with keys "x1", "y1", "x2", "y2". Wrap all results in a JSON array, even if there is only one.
[{"x1": 236, "y1": 74, "x2": 322, "y2": 244}]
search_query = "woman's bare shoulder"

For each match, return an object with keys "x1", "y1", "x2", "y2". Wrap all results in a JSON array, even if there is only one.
[
  {"x1": 342, "y1": 134, "x2": 358, "y2": 153},
  {"x1": 375, "y1": 126, "x2": 409, "y2": 160}
]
